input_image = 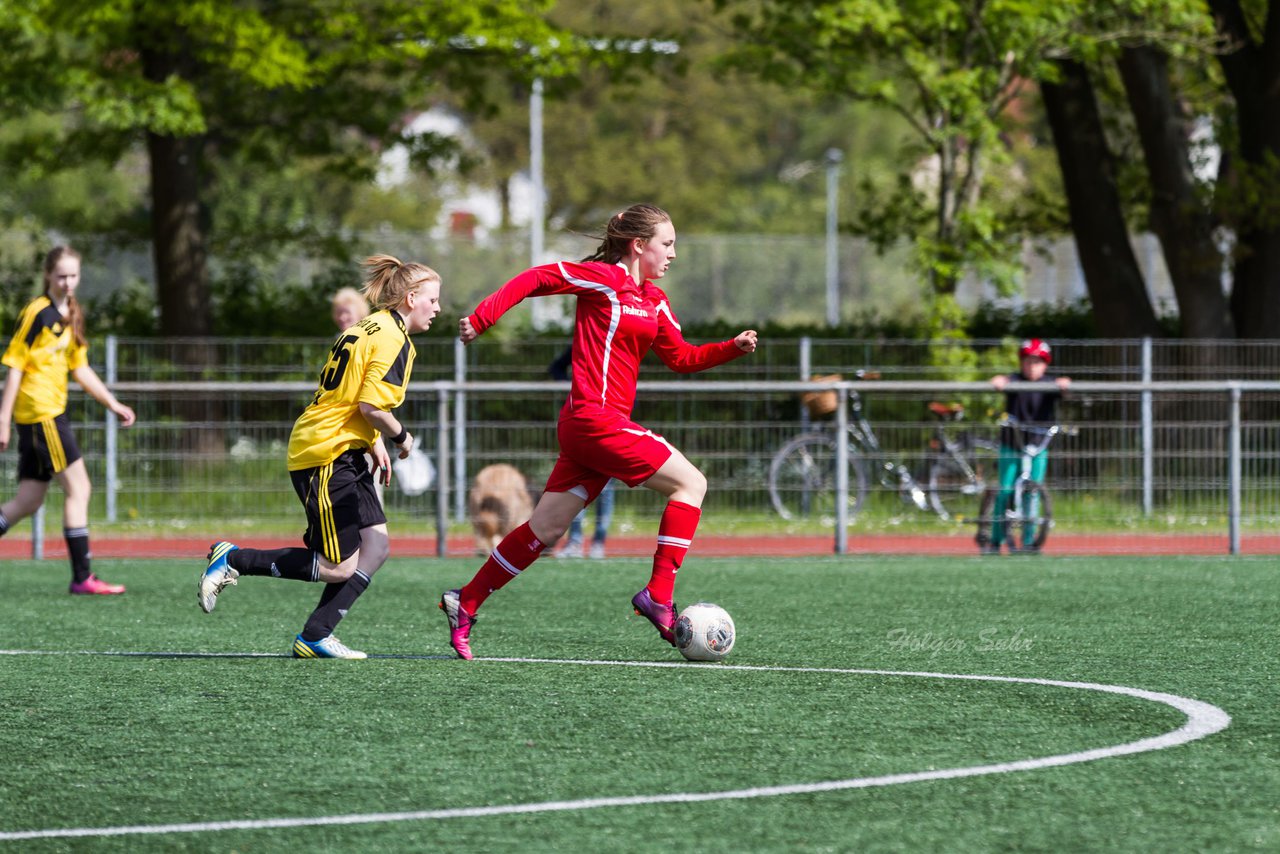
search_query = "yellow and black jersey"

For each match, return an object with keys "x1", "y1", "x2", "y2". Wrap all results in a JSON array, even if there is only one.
[
  {"x1": 287, "y1": 309, "x2": 415, "y2": 471},
  {"x1": 1, "y1": 296, "x2": 88, "y2": 424}
]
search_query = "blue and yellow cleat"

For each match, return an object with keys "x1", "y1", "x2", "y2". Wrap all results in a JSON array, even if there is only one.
[
  {"x1": 199, "y1": 542, "x2": 240, "y2": 614},
  {"x1": 291, "y1": 634, "x2": 367, "y2": 660}
]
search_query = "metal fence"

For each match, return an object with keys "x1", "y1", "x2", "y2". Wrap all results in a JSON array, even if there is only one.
[
  {"x1": 6, "y1": 335, "x2": 1280, "y2": 557},
  {"x1": 101, "y1": 334, "x2": 1280, "y2": 382}
]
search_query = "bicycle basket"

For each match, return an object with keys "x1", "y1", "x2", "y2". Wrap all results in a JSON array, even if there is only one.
[{"x1": 801, "y1": 374, "x2": 842, "y2": 417}]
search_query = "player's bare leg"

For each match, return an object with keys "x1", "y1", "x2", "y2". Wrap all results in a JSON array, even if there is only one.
[
  {"x1": 293, "y1": 524, "x2": 389, "y2": 659},
  {"x1": 53, "y1": 460, "x2": 123, "y2": 595},
  {"x1": 633, "y1": 451, "x2": 707, "y2": 644},
  {"x1": 443, "y1": 491, "x2": 584, "y2": 659}
]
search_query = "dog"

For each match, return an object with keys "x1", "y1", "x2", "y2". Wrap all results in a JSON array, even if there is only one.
[{"x1": 468, "y1": 463, "x2": 534, "y2": 555}]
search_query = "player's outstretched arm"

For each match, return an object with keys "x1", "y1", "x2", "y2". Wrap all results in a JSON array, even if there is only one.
[{"x1": 71, "y1": 365, "x2": 136, "y2": 427}]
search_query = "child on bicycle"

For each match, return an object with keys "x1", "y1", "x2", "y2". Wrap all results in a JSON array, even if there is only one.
[{"x1": 981, "y1": 338, "x2": 1070, "y2": 554}]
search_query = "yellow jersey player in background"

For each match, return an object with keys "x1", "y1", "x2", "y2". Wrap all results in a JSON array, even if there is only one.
[
  {"x1": 0, "y1": 246, "x2": 136, "y2": 595},
  {"x1": 198, "y1": 255, "x2": 442, "y2": 658}
]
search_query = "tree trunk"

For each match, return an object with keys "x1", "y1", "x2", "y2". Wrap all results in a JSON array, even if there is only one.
[
  {"x1": 142, "y1": 46, "x2": 211, "y2": 338},
  {"x1": 1209, "y1": 0, "x2": 1280, "y2": 338},
  {"x1": 141, "y1": 46, "x2": 221, "y2": 454},
  {"x1": 147, "y1": 131, "x2": 211, "y2": 337},
  {"x1": 1041, "y1": 60, "x2": 1161, "y2": 337},
  {"x1": 1117, "y1": 46, "x2": 1233, "y2": 338}
]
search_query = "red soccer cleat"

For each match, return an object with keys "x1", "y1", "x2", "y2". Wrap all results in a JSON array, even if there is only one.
[
  {"x1": 439, "y1": 589, "x2": 476, "y2": 660},
  {"x1": 631, "y1": 587, "x2": 677, "y2": 646}
]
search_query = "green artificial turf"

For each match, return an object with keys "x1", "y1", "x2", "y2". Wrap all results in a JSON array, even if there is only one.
[{"x1": 0, "y1": 555, "x2": 1275, "y2": 852}]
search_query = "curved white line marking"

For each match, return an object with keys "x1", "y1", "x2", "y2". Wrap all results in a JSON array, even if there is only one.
[{"x1": 0, "y1": 653, "x2": 1230, "y2": 841}]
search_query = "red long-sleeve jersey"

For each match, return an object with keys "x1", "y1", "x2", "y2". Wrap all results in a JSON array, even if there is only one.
[{"x1": 467, "y1": 261, "x2": 745, "y2": 418}]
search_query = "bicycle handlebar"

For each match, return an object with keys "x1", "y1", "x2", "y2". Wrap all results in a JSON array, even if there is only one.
[{"x1": 997, "y1": 417, "x2": 1074, "y2": 454}]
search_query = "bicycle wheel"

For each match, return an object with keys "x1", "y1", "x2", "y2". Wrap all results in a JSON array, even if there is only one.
[
  {"x1": 975, "y1": 486, "x2": 999, "y2": 547},
  {"x1": 926, "y1": 436, "x2": 998, "y2": 522},
  {"x1": 768, "y1": 432, "x2": 868, "y2": 523},
  {"x1": 1009, "y1": 483, "x2": 1053, "y2": 552}
]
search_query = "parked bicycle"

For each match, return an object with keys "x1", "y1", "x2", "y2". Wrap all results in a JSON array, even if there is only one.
[
  {"x1": 767, "y1": 377, "x2": 997, "y2": 524},
  {"x1": 975, "y1": 419, "x2": 1068, "y2": 553}
]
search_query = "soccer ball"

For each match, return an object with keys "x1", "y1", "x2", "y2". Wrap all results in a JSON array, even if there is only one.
[{"x1": 675, "y1": 602, "x2": 736, "y2": 662}]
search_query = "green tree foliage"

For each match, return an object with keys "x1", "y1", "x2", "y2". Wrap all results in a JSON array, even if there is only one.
[
  {"x1": 713, "y1": 0, "x2": 1071, "y2": 304},
  {"x1": 444, "y1": 0, "x2": 901, "y2": 237},
  {"x1": 0, "y1": 0, "x2": 580, "y2": 337},
  {"x1": 711, "y1": 0, "x2": 1215, "y2": 337}
]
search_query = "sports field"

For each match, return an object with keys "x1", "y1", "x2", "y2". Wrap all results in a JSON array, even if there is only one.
[{"x1": 1, "y1": 554, "x2": 1274, "y2": 852}]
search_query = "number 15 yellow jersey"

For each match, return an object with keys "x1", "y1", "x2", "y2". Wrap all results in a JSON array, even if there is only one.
[{"x1": 287, "y1": 310, "x2": 415, "y2": 471}]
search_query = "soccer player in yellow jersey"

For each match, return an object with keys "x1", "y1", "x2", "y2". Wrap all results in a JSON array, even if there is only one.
[
  {"x1": 198, "y1": 255, "x2": 442, "y2": 658},
  {"x1": 0, "y1": 246, "x2": 136, "y2": 594}
]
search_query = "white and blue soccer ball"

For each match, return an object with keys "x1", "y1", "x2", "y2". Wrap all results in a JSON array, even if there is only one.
[{"x1": 675, "y1": 602, "x2": 736, "y2": 662}]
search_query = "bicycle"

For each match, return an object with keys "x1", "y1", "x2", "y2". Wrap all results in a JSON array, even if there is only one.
[
  {"x1": 974, "y1": 419, "x2": 1066, "y2": 553},
  {"x1": 767, "y1": 379, "x2": 998, "y2": 524}
]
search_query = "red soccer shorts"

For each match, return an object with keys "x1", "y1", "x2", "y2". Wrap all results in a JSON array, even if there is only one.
[{"x1": 544, "y1": 408, "x2": 675, "y2": 501}]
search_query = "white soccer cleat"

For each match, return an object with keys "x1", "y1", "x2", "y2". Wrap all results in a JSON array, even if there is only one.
[
  {"x1": 199, "y1": 541, "x2": 240, "y2": 614},
  {"x1": 292, "y1": 634, "x2": 367, "y2": 659}
]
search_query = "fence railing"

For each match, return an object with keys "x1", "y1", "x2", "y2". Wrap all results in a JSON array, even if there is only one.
[
  {"x1": 98, "y1": 334, "x2": 1280, "y2": 382},
  {"x1": 13, "y1": 376, "x2": 1280, "y2": 559}
]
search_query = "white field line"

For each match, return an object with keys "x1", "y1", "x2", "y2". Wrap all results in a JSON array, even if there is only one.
[{"x1": 0, "y1": 652, "x2": 1231, "y2": 842}]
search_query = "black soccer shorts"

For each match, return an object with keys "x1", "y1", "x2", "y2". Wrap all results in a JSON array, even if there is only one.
[
  {"x1": 289, "y1": 449, "x2": 386, "y2": 563},
  {"x1": 16, "y1": 414, "x2": 83, "y2": 482}
]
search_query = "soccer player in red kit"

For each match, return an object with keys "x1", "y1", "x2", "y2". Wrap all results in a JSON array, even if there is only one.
[{"x1": 440, "y1": 204, "x2": 758, "y2": 659}]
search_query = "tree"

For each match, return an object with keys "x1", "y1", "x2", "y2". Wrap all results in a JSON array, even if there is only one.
[
  {"x1": 713, "y1": 0, "x2": 1087, "y2": 319},
  {"x1": 1041, "y1": 59, "x2": 1163, "y2": 337},
  {"x1": 714, "y1": 0, "x2": 1280, "y2": 339},
  {"x1": 0, "y1": 1, "x2": 578, "y2": 337},
  {"x1": 1117, "y1": 45, "x2": 1232, "y2": 338},
  {"x1": 1206, "y1": 0, "x2": 1280, "y2": 338},
  {"x1": 438, "y1": 0, "x2": 900, "y2": 239},
  {"x1": 1036, "y1": 1, "x2": 1273, "y2": 339}
]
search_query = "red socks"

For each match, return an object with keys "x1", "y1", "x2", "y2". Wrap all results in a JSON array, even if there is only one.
[
  {"x1": 460, "y1": 522, "x2": 547, "y2": 615},
  {"x1": 458, "y1": 502, "x2": 701, "y2": 615},
  {"x1": 647, "y1": 501, "x2": 701, "y2": 603}
]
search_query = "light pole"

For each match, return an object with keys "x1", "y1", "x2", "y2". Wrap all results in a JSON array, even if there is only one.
[
  {"x1": 530, "y1": 78, "x2": 544, "y2": 265},
  {"x1": 824, "y1": 147, "x2": 843, "y2": 327},
  {"x1": 528, "y1": 78, "x2": 557, "y2": 329}
]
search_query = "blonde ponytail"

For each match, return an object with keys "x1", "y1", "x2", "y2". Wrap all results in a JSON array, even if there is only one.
[{"x1": 361, "y1": 254, "x2": 439, "y2": 311}]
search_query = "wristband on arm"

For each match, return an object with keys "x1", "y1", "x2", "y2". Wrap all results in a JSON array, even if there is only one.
[{"x1": 390, "y1": 426, "x2": 409, "y2": 446}]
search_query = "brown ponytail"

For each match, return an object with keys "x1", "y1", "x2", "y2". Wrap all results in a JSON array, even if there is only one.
[
  {"x1": 361, "y1": 254, "x2": 440, "y2": 312},
  {"x1": 581, "y1": 204, "x2": 672, "y2": 264},
  {"x1": 42, "y1": 246, "x2": 86, "y2": 347}
]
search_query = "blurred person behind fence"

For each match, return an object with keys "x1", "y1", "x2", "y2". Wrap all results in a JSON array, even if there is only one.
[{"x1": 332, "y1": 286, "x2": 370, "y2": 332}]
